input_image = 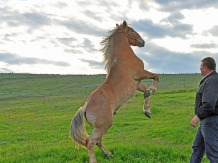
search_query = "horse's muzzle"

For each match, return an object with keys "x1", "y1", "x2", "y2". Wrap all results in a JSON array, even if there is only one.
[{"x1": 138, "y1": 38, "x2": 145, "y2": 47}]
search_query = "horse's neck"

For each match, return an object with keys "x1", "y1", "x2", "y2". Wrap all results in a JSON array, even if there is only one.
[
  {"x1": 113, "y1": 34, "x2": 134, "y2": 58},
  {"x1": 104, "y1": 33, "x2": 137, "y2": 75}
]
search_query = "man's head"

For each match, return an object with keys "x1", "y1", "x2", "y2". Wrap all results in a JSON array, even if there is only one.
[{"x1": 200, "y1": 57, "x2": 216, "y2": 76}]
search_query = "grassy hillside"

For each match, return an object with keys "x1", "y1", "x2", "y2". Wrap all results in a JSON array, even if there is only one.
[{"x1": 0, "y1": 73, "x2": 209, "y2": 163}]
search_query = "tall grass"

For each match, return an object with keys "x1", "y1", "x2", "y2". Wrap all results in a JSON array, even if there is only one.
[{"x1": 0, "y1": 73, "x2": 209, "y2": 162}]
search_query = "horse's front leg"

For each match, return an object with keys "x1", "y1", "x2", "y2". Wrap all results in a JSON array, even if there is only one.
[
  {"x1": 137, "y1": 83, "x2": 151, "y2": 118},
  {"x1": 135, "y1": 70, "x2": 159, "y2": 97},
  {"x1": 136, "y1": 70, "x2": 159, "y2": 118},
  {"x1": 135, "y1": 69, "x2": 159, "y2": 81}
]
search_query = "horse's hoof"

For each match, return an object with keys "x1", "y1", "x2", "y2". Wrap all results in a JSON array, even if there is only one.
[
  {"x1": 144, "y1": 111, "x2": 151, "y2": 118},
  {"x1": 106, "y1": 152, "x2": 112, "y2": 157},
  {"x1": 143, "y1": 90, "x2": 150, "y2": 98}
]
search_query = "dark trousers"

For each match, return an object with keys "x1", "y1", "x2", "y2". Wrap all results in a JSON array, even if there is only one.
[{"x1": 190, "y1": 116, "x2": 218, "y2": 163}]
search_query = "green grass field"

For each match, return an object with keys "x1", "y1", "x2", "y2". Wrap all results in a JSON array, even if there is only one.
[{"x1": 0, "y1": 73, "x2": 210, "y2": 163}]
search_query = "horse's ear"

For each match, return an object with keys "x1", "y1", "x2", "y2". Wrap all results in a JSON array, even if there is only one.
[
  {"x1": 123, "y1": 20, "x2": 127, "y2": 28},
  {"x1": 116, "y1": 23, "x2": 119, "y2": 27}
]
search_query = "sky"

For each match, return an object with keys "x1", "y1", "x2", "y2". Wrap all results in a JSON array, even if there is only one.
[{"x1": 1, "y1": 0, "x2": 218, "y2": 75}]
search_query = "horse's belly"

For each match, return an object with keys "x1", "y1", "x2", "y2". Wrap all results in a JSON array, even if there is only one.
[
  {"x1": 85, "y1": 79, "x2": 138, "y2": 113},
  {"x1": 113, "y1": 81, "x2": 138, "y2": 109}
]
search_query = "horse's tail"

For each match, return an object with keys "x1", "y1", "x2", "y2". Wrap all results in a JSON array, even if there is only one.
[{"x1": 70, "y1": 106, "x2": 89, "y2": 149}]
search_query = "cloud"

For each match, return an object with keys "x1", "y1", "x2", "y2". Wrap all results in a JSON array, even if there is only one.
[
  {"x1": 191, "y1": 43, "x2": 218, "y2": 49},
  {"x1": 64, "y1": 49, "x2": 82, "y2": 54},
  {"x1": 206, "y1": 25, "x2": 218, "y2": 36},
  {"x1": 82, "y1": 38, "x2": 99, "y2": 52},
  {"x1": 165, "y1": 11, "x2": 185, "y2": 24},
  {"x1": 137, "y1": 1, "x2": 149, "y2": 11},
  {"x1": 62, "y1": 38, "x2": 99, "y2": 55},
  {"x1": 133, "y1": 19, "x2": 193, "y2": 39},
  {"x1": 0, "y1": 68, "x2": 13, "y2": 73},
  {"x1": 23, "y1": 12, "x2": 52, "y2": 28},
  {"x1": 57, "y1": 37, "x2": 77, "y2": 46},
  {"x1": 137, "y1": 42, "x2": 216, "y2": 73},
  {"x1": 1, "y1": 0, "x2": 218, "y2": 74},
  {"x1": 55, "y1": 2, "x2": 68, "y2": 8},
  {"x1": 0, "y1": 6, "x2": 52, "y2": 30},
  {"x1": 56, "y1": 18, "x2": 105, "y2": 36},
  {"x1": 80, "y1": 58, "x2": 104, "y2": 69},
  {"x1": 154, "y1": 0, "x2": 218, "y2": 11},
  {"x1": 0, "y1": 53, "x2": 71, "y2": 67}
]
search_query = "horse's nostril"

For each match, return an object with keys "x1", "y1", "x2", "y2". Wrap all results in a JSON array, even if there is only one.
[{"x1": 139, "y1": 40, "x2": 145, "y2": 47}]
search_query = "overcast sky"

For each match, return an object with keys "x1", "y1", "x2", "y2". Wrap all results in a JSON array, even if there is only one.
[{"x1": 1, "y1": 0, "x2": 218, "y2": 74}]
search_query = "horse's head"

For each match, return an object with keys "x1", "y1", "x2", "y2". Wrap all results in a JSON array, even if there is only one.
[{"x1": 117, "y1": 21, "x2": 145, "y2": 47}]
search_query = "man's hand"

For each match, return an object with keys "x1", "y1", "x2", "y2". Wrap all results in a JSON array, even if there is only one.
[{"x1": 190, "y1": 115, "x2": 200, "y2": 127}]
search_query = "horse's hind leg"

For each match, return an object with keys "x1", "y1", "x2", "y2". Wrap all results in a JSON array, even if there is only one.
[
  {"x1": 87, "y1": 127, "x2": 112, "y2": 163},
  {"x1": 96, "y1": 137, "x2": 112, "y2": 156},
  {"x1": 86, "y1": 133, "x2": 98, "y2": 163}
]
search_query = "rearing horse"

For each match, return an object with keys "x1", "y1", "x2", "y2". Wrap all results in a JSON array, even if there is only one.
[{"x1": 71, "y1": 20, "x2": 159, "y2": 163}]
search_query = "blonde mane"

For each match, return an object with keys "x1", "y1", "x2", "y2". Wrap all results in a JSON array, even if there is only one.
[{"x1": 100, "y1": 23, "x2": 122, "y2": 75}]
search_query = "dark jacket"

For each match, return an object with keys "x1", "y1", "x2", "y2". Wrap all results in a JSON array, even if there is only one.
[{"x1": 195, "y1": 71, "x2": 218, "y2": 120}]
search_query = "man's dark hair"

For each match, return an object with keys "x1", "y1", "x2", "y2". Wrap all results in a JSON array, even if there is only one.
[{"x1": 201, "y1": 57, "x2": 216, "y2": 70}]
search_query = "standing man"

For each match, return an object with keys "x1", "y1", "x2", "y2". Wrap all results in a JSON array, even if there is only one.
[{"x1": 190, "y1": 57, "x2": 218, "y2": 163}]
